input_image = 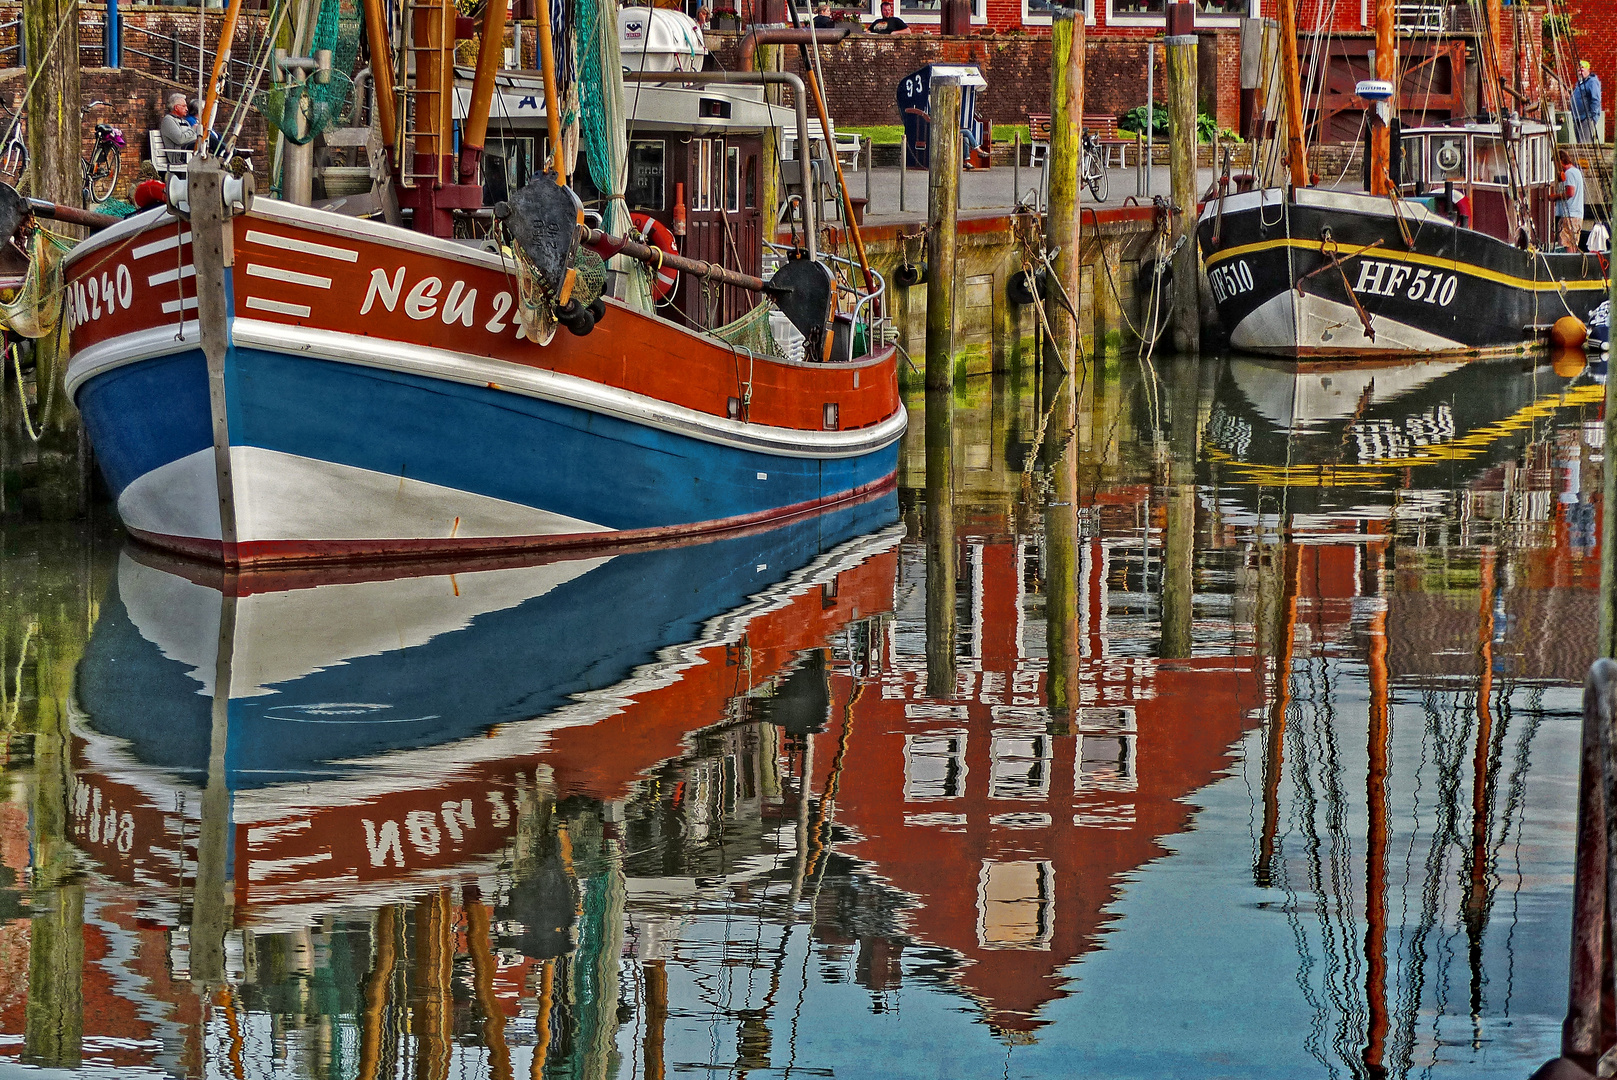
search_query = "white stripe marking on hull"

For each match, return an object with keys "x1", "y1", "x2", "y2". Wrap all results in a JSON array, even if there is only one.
[
  {"x1": 148, "y1": 265, "x2": 196, "y2": 287},
  {"x1": 132, "y1": 231, "x2": 192, "y2": 260},
  {"x1": 244, "y1": 230, "x2": 360, "y2": 263},
  {"x1": 161, "y1": 297, "x2": 200, "y2": 315},
  {"x1": 246, "y1": 263, "x2": 332, "y2": 289},
  {"x1": 245, "y1": 296, "x2": 312, "y2": 317}
]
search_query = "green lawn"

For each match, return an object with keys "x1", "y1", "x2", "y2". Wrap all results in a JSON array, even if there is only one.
[{"x1": 841, "y1": 123, "x2": 1033, "y2": 145}]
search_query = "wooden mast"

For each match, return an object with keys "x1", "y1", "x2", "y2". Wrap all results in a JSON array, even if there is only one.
[
  {"x1": 535, "y1": 0, "x2": 566, "y2": 183},
  {"x1": 1277, "y1": 0, "x2": 1308, "y2": 186},
  {"x1": 459, "y1": 0, "x2": 511, "y2": 186},
  {"x1": 360, "y1": 0, "x2": 397, "y2": 147},
  {"x1": 1368, "y1": 0, "x2": 1394, "y2": 195},
  {"x1": 198, "y1": 0, "x2": 247, "y2": 140}
]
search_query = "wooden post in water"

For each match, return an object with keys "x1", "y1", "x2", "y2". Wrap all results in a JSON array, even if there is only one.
[
  {"x1": 23, "y1": 0, "x2": 85, "y2": 519},
  {"x1": 1165, "y1": 4, "x2": 1199, "y2": 356},
  {"x1": 1565, "y1": 659, "x2": 1617, "y2": 1063},
  {"x1": 925, "y1": 75, "x2": 961, "y2": 394},
  {"x1": 1158, "y1": 357, "x2": 1198, "y2": 658},
  {"x1": 924, "y1": 77, "x2": 961, "y2": 700},
  {"x1": 1047, "y1": 4, "x2": 1083, "y2": 372}
]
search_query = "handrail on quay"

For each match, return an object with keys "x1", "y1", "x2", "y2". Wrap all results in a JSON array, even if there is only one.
[{"x1": 1532, "y1": 660, "x2": 1617, "y2": 1080}]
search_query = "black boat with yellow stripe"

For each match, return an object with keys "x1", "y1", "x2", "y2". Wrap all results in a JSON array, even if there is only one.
[{"x1": 1198, "y1": 121, "x2": 1608, "y2": 359}]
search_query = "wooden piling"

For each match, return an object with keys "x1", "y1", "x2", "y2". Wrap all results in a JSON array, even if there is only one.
[
  {"x1": 1166, "y1": 5, "x2": 1200, "y2": 356},
  {"x1": 1159, "y1": 356, "x2": 1198, "y2": 657},
  {"x1": 23, "y1": 0, "x2": 85, "y2": 519},
  {"x1": 1047, "y1": 5, "x2": 1084, "y2": 371},
  {"x1": 1566, "y1": 658, "x2": 1617, "y2": 1061},
  {"x1": 924, "y1": 76, "x2": 962, "y2": 392},
  {"x1": 922, "y1": 78, "x2": 961, "y2": 699}
]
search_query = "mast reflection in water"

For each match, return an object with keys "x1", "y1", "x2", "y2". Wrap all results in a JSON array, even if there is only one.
[{"x1": 0, "y1": 351, "x2": 1603, "y2": 1078}]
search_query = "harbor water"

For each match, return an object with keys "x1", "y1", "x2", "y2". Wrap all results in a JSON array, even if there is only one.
[{"x1": 0, "y1": 349, "x2": 1605, "y2": 1078}]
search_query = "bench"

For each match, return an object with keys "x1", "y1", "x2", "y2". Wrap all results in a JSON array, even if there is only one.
[
  {"x1": 1025, "y1": 113, "x2": 1138, "y2": 169},
  {"x1": 149, "y1": 129, "x2": 192, "y2": 176},
  {"x1": 782, "y1": 118, "x2": 863, "y2": 171}
]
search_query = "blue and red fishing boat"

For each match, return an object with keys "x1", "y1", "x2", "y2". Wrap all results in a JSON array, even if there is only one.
[
  {"x1": 63, "y1": 197, "x2": 902, "y2": 566},
  {"x1": 56, "y1": 0, "x2": 901, "y2": 568}
]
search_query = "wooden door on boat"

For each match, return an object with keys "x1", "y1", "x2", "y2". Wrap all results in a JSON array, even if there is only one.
[{"x1": 680, "y1": 134, "x2": 764, "y2": 328}]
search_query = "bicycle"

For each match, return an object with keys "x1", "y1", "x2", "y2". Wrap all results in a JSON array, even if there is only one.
[
  {"x1": 81, "y1": 101, "x2": 124, "y2": 205},
  {"x1": 1080, "y1": 130, "x2": 1108, "y2": 203},
  {"x1": 0, "y1": 108, "x2": 25, "y2": 188}
]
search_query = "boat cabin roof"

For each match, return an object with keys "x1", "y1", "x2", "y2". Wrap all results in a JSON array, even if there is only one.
[
  {"x1": 453, "y1": 69, "x2": 794, "y2": 134},
  {"x1": 1397, "y1": 120, "x2": 1557, "y2": 191}
]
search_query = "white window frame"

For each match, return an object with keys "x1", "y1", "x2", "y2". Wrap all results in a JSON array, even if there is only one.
[
  {"x1": 976, "y1": 860, "x2": 1055, "y2": 951},
  {"x1": 904, "y1": 731, "x2": 969, "y2": 800},
  {"x1": 1104, "y1": 0, "x2": 1254, "y2": 28},
  {"x1": 1021, "y1": 0, "x2": 1094, "y2": 29}
]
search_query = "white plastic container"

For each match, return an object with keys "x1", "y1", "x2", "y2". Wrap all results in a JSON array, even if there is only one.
[{"x1": 618, "y1": 8, "x2": 707, "y2": 73}]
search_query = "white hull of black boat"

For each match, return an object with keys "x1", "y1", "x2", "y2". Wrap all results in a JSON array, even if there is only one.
[{"x1": 1198, "y1": 187, "x2": 1608, "y2": 359}]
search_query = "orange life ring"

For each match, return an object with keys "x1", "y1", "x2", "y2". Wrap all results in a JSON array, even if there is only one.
[{"x1": 631, "y1": 212, "x2": 680, "y2": 303}]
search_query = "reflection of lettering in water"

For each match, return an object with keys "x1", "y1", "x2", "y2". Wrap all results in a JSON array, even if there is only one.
[
  {"x1": 1353, "y1": 403, "x2": 1456, "y2": 462},
  {"x1": 361, "y1": 791, "x2": 513, "y2": 867}
]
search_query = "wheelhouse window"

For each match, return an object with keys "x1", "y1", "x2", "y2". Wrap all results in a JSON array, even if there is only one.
[
  {"x1": 627, "y1": 139, "x2": 666, "y2": 211},
  {"x1": 1472, "y1": 136, "x2": 1510, "y2": 186},
  {"x1": 1398, "y1": 134, "x2": 1425, "y2": 191},
  {"x1": 1428, "y1": 133, "x2": 1467, "y2": 184},
  {"x1": 726, "y1": 146, "x2": 741, "y2": 213}
]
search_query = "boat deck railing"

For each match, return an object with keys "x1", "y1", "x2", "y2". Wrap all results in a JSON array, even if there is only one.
[{"x1": 764, "y1": 241, "x2": 892, "y2": 362}]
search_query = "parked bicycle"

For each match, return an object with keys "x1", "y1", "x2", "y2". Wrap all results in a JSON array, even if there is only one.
[
  {"x1": 81, "y1": 102, "x2": 125, "y2": 205},
  {"x1": 1081, "y1": 129, "x2": 1108, "y2": 203},
  {"x1": 0, "y1": 108, "x2": 25, "y2": 188}
]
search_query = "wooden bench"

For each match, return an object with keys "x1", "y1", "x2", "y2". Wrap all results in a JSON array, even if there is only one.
[
  {"x1": 1025, "y1": 112, "x2": 1138, "y2": 168},
  {"x1": 149, "y1": 129, "x2": 191, "y2": 176},
  {"x1": 781, "y1": 118, "x2": 863, "y2": 171}
]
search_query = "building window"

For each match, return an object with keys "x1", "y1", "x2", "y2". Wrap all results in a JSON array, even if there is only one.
[
  {"x1": 904, "y1": 732, "x2": 968, "y2": 800},
  {"x1": 1106, "y1": 0, "x2": 1252, "y2": 24},
  {"x1": 1021, "y1": 0, "x2": 1094, "y2": 27},
  {"x1": 1076, "y1": 733, "x2": 1136, "y2": 792},
  {"x1": 865, "y1": 0, "x2": 986, "y2": 25},
  {"x1": 990, "y1": 732, "x2": 1052, "y2": 800},
  {"x1": 977, "y1": 860, "x2": 1054, "y2": 950}
]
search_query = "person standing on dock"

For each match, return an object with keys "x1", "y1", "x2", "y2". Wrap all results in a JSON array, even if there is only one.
[
  {"x1": 1556, "y1": 148, "x2": 1586, "y2": 251},
  {"x1": 869, "y1": 1, "x2": 909, "y2": 33},
  {"x1": 1573, "y1": 59, "x2": 1602, "y2": 144}
]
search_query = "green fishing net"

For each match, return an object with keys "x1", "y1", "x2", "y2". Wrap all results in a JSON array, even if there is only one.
[
  {"x1": 712, "y1": 301, "x2": 785, "y2": 357},
  {"x1": 255, "y1": 0, "x2": 363, "y2": 145},
  {"x1": 0, "y1": 229, "x2": 71, "y2": 339}
]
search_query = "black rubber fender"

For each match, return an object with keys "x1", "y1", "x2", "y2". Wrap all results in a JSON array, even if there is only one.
[
  {"x1": 893, "y1": 261, "x2": 927, "y2": 288},
  {"x1": 1006, "y1": 268, "x2": 1048, "y2": 306}
]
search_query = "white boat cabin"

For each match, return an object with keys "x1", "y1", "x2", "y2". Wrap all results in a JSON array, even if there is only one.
[
  {"x1": 451, "y1": 9, "x2": 795, "y2": 326},
  {"x1": 1394, "y1": 121, "x2": 1559, "y2": 245}
]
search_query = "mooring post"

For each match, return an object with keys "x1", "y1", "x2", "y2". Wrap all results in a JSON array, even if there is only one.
[
  {"x1": 1166, "y1": 4, "x2": 1200, "y2": 356},
  {"x1": 24, "y1": 0, "x2": 85, "y2": 519},
  {"x1": 1047, "y1": 2, "x2": 1084, "y2": 371},
  {"x1": 923, "y1": 75, "x2": 962, "y2": 701},
  {"x1": 1145, "y1": 43, "x2": 1155, "y2": 197},
  {"x1": 1159, "y1": 356, "x2": 1198, "y2": 658},
  {"x1": 1565, "y1": 660, "x2": 1617, "y2": 1062},
  {"x1": 1602, "y1": 191, "x2": 1617, "y2": 659},
  {"x1": 925, "y1": 76, "x2": 962, "y2": 393},
  {"x1": 899, "y1": 129, "x2": 907, "y2": 213},
  {"x1": 1013, "y1": 130, "x2": 1021, "y2": 207}
]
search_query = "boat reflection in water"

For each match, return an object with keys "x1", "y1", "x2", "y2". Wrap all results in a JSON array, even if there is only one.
[
  {"x1": 42, "y1": 495, "x2": 902, "y2": 1075},
  {"x1": 0, "y1": 351, "x2": 1605, "y2": 1078}
]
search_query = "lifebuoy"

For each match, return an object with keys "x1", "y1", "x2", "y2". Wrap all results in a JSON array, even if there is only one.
[{"x1": 631, "y1": 212, "x2": 680, "y2": 303}]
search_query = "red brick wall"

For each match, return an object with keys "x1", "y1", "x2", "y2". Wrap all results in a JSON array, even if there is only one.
[
  {"x1": 711, "y1": 29, "x2": 1243, "y2": 128},
  {"x1": 1560, "y1": 0, "x2": 1615, "y2": 135}
]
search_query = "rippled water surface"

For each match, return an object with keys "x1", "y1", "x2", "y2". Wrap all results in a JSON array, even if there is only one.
[{"x1": 0, "y1": 353, "x2": 1606, "y2": 1078}]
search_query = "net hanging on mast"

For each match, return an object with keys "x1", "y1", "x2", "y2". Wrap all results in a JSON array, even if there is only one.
[{"x1": 254, "y1": 0, "x2": 364, "y2": 145}]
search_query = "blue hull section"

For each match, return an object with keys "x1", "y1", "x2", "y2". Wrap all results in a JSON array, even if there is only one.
[{"x1": 77, "y1": 493, "x2": 899, "y2": 790}]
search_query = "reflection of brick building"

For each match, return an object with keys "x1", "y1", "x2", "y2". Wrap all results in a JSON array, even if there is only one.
[{"x1": 824, "y1": 530, "x2": 1264, "y2": 1034}]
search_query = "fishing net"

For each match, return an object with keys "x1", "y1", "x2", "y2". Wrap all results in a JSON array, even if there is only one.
[
  {"x1": 711, "y1": 301, "x2": 785, "y2": 357},
  {"x1": 575, "y1": 0, "x2": 653, "y2": 311},
  {"x1": 0, "y1": 229, "x2": 70, "y2": 339},
  {"x1": 255, "y1": 0, "x2": 363, "y2": 145},
  {"x1": 93, "y1": 198, "x2": 139, "y2": 219}
]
